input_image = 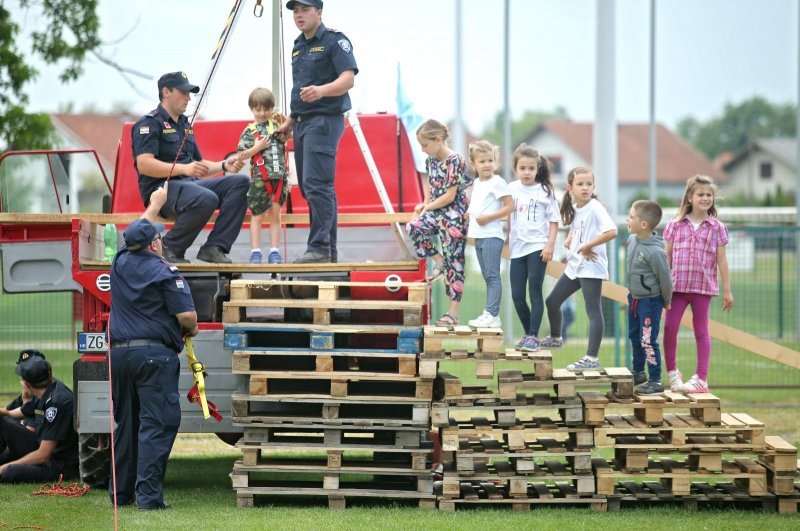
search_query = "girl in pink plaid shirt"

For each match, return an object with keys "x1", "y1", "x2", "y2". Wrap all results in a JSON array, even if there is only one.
[{"x1": 663, "y1": 175, "x2": 734, "y2": 393}]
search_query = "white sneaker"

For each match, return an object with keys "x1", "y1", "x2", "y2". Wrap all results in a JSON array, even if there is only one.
[
  {"x1": 680, "y1": 374, "x2": 709, "y2": 394},
  {"x1": 667, "y1": 370, "x2": 683, "y2": 392},
  {"x1": 468, "y1": 311, "x2": 501, "y2": 328}
]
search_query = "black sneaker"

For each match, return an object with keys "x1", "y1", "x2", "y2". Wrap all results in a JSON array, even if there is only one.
[
  {"x1": 635, "y1": 380, "x2": 665, "y2": 395},
  {"x1": 138, "y1": 503, "x2": 171, "y2": 511},
  {"x1": 162, "y1": 244, "x2": 189, "y2": 264},
  {"x1": 197, "y1": 246, "x2": 233, "y2": 264},
  {"x1": 633, "y1": 371, "x2": 647, "y2": 387},
  {"x1": 294, "y1": 250, "x2": 331, "y2": 264}
]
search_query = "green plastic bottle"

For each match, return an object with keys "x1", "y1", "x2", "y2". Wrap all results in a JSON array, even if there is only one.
[{"x1": 104, "y1": 224, "x2": 118, "y2": 262}]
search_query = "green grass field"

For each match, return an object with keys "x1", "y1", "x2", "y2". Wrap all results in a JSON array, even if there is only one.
[{"x1": 0, "y1": 452, "x2": 798, "y2": 530}]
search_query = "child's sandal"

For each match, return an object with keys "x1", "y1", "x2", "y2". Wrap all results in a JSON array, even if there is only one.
[
  {"x1": 427, "y1": 265, "x2": 445, "y2": 283},
  {"x1": 434, "y1": 312, "x2": 459, "y2": 326}
]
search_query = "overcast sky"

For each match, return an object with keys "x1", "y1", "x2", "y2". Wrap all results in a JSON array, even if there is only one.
[{"x1": 12, "y1": 0, "x2": 799, "y2": 135}]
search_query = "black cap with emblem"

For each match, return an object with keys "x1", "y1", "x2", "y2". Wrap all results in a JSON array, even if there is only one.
[
  {"x1": 15, "y1": 356, "x2": 51, "y2": 387},
  {"x1": 286, "y1": 0, "x2": 322, "y2": 9},
  {"x1": 157, "y1": 71, "x2": 200, "y2": 94},
  {"x1": 17, "y1": 349, "x2": 46, "y2": 364}
]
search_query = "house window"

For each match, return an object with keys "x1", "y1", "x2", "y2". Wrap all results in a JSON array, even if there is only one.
[
  {"x1": 547, "y1": 155, "x2": 563, "y2": 175},
  {"x1": 760, "y1": 162, "x2": 772, "y2": 179}
]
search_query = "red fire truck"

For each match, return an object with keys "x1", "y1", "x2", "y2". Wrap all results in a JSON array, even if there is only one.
[{"x1": 0, "y1": 112, "x2": 426, "y2": 485}]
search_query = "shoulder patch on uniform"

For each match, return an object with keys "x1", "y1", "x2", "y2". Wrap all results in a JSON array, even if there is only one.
[
  {"x1": 338, "y1": 39, "x2": 352, "y2": 53},
  {"x1": 139, "y1": 126, "x2": 150, "y2": 135},
  {"x1": 146, "y1": 109, "x2": 159, "y2": 117},
  {"x1": 169, "y1": 265, "x2": 179, "y2": 272},
  {"x1": 176, "y1": 279, "x2": 185, "y2": 289},
  {"x1": 45, "y1": 406, "x2": 57, "y2": 422}
]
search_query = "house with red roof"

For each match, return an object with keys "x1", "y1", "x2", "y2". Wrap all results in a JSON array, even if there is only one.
[{"x1": 524, "y1": 120, "x2": 727, "y2": 209}]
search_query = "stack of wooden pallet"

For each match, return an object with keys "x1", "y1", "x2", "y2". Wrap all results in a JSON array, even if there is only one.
[
  {"x1": 585, "y1": 388, "x2": 798, "y2": 511},
  {"x1": 225, "y1": 279, "x2": 436, "y2": 509},
  {"x1": 425, "y1": 326, "x2": 627, "y2": 511}
]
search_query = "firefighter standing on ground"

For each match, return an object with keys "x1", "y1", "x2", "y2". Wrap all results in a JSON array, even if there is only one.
[
  {"x1": 276, "y1": 0, "x2": 358, "y2": 264},
  {"x1": 108, "y1": 186, "x2": 197, "y2": 510}
]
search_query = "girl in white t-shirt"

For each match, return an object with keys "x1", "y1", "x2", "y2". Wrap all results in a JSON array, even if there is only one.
[
  {"x1": 466, "y1": 141, "x2": 514, "y2": 328},
  {"x1": 507, "y1": 144, "x2": 560, "y2": 352},
  {"x1": 541, "y1": 167, "x2": 618, "y2": 371}
]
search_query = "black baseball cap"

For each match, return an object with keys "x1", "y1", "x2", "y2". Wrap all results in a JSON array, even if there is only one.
[
  {"x1": 17, "y1": 349, "x2": 46, "y2": 364},
  {"x1": 123, "y1": 219, "x2": 165, "y2": 252},
  {"x1": 15, "y1": 356, "x2": 51, "y2": 387},
  {"x1": 287, "y1": 0, "x2": 322, "y2": 9},
  {"x1": 157, "y1": 71, "x2": 200, "y2": 94}
]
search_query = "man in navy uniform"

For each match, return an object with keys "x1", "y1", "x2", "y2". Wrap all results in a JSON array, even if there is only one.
[
  {"x1": 0, "y1": 352, "x2": 79, "y2": 483},
  {"x1": 276, "y1": 0, "x2": 358, "y2": 263},
  {"x1": 108, "y1": 186, "x2": 198, "y2": 510},
  {"x1": 132, "y1": 71, "x2": 249, "y2": 264}
]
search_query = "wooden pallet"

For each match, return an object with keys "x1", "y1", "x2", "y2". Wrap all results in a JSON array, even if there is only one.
[
  {"x1": 605, "y1": 481, "x2": 778, "y2": 512},
  {"x1": 422, "y1": 326, "x2": 503, "y2": 357},
  {"x1": 440, "y1": 461, "x2": 595, "y2": 499},
  {"x1": 437, "y1": 485, "x2": 607, "y2": 511},
  {"x1": 231, "y1": 463, "x2": 433, "y2": 495},
  {"x1": 593, "y1": 457, "x2": 768, "y2": 496},
  {"x1": 439, "y1": 417, "x2": 594, "y2": 451},
  {"x1": 234, "y1": 481, "x2": 435, "y2": 509},
  {"x1": 593, "y1": 412, "x2": 766, "y2": 451},
  {"x1": 228, "y1": 278, "x2": 428, "y2": 304},
  {"x1": 758, "y1": 436, "x2": 798, "y2": 495},
  {"x1": 231, "y1": 394, "x2": 431, "y2": 427},
  {"x1": 223, "y1": 297, "x2": 424, "y2": 326},
  {"x1": 233, "y1": 350, "x2": 419, "y2": 377},
  {"x1": 445, "y1": 438, "x2": 592, "y2": 476},
  {"x1": 431, "y1": 396, "x2": 585, "y2": 428},
  {"x1": 497, "y1": 367, "x2": 634, "y2": 400},
  {"x1": 243, "y1": 373, "x2": 433, "y2": 400},
  {"x1": 419, "y1": 348, "x2": 553, "y2": 380},
  {"x1": 581, "y1": 390, "x2": 722, "y2": 426},
  {"x1": 224, "y1": 323, "x2": 422, "y2": 353},
  {"x1": 235, "y1": 446, "x2": 433, "y2": 472},
  {"x1": 241, "y1": 425, "x2": 428, "y2": 449}
]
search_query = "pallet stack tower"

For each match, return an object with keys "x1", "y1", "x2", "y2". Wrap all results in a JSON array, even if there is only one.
[
  {"x1": 219, "y1": 279, "x2": 799, "y2": 513},
  {"x1": 223, "y1": 279, "x2": 436, "y2": 509}
]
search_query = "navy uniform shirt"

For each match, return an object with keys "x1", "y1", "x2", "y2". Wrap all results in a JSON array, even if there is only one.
[
  {"x1": 131, "y1": 105, "x2": 202, "y2": 203},
  {"x1": 20, "y1": 379, "x2": 78, "y2": 468},
  {"x1": 290, "y1": 23, "x2": 358, "y2": 118},
  {"x1": 109, "y1": 248, "x2": 195, "y2": 353}
]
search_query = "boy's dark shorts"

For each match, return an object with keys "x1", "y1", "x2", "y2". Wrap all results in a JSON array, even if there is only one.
[{"x1": 247, "y1": 175, "x2": 290, "y2": 215}]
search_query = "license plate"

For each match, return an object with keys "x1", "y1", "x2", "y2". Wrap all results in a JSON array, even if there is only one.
[{"x1": 78, "y1": 332, "x2": 107, "y2": 353}]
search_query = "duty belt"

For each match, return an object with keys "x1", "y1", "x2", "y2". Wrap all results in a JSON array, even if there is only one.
[{"x1": 110, "y1": 339, "x2": 169, "y2": 349}]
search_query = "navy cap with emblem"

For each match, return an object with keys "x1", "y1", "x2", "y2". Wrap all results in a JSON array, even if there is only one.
[
  {"x1": 15, "y1": 356, "x2": 51, "y2": 387},
  {"x1": 286, "y1": 0, "x2": 322, "y2": 9},
  {"x1": 123, "y1": 219, "x2": 165, "y2": 252},
  {"x1": 157, "y1": 71, "x2": 200, "y2": 94},
  {"x1": 17, "y1": 349, "x2": 46, "y2": 365}
]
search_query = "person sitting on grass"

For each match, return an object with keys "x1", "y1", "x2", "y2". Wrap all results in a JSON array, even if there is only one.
[{"x1": 0, "y1": 353, "x2": 79, "y2": 483}]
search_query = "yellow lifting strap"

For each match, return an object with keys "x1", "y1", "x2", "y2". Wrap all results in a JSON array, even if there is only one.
[{"x1": 184, "y1": 337, "x2": 211, "y2": 419}]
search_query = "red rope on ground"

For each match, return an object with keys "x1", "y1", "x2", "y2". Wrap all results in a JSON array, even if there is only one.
[{"x1": 31, "y1": 474, "x2": 89, "y2": 497}]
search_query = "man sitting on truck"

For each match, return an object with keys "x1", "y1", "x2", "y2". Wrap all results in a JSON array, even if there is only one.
[
  {"x1": 132, "y1": 71, "x2": 250, "y2": 264},
  {"x1": 0, "y1": 354, "x2": 79, "y2": 483}
]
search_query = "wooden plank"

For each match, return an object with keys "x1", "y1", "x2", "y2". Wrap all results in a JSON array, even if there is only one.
[{"x1": 0, "y1": 211, "x2": 415, "y2": 225}]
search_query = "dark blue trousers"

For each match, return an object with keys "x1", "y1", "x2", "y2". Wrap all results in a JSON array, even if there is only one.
[
  {"x1": 628, "y1": 294, "x2": 664, "y2": 382},
  {"x1": 0, "y1": 417, "x2": 74, "y2": 483},
  {"x1": 293, "y1": 114, "x2": 345, "y2": 260},
  {"x1": 510, "y1": 250, "x2": 548, "y2": 336},
  {"x1": 159, "y1": 174, "x2": 249, "y2": 257},
  {"x1": 109, "y1": 346, "x2": 180, "y2": 508}
]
